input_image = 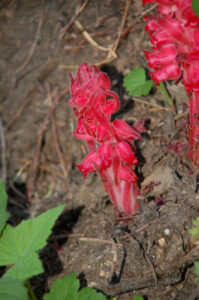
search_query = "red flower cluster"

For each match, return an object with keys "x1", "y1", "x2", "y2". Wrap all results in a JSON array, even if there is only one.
[
  {"x1": 69, "y1": 63, "x2": 143, "y2": 215},
  {"x1": 143, "y1": 0, "x2": 199, "y2": 166}
]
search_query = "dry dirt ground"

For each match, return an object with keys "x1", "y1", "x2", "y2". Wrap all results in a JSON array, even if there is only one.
[{"x1": 1, "y1": 0, "x2": 199, "y2": 299}]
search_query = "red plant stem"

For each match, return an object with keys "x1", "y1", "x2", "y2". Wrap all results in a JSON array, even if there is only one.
[
  {"x1": 188, "y1": 91, "x2": 199, "y2": 167},
  {"x1": 99, "y1": 165, "x2": 138, "y2": 215}
]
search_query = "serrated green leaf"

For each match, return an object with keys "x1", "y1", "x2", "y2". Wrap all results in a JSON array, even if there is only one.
[
  {"x1": 0, "y1": 204, "x2": 65, "y2": 268},
  {"x1": 141, "y1": 80, "x2": 154, "y2": 96},
  {"x1": 123, "y1": 68, "x2": 154, "y2": 97},
  {"x1": 0, "y1": 179, "x2": 10, "y2": 233},
  {"x1": 192, "y1": 0, "x2": 199, "y2": 17},
  {"x1": 4, "y1": 252, "x2": 43, "y2": 280},
  {"x1": 78, "y1": 286, "x2": 107, "y2": 300},
  {"x1": 43, "y1": 273, "x2": 107, "y2": 300},
  {"x1": 134, "y1": 296, "x2": 144, "y2": 300},
  {"x1": 43, "y1": 273, "x2": 80, "y2": 300},
  {"x1": 0, "y1": 277, "x2": 28, "y2": 300},
  {"x1": 195, "y1": 261, "x2": 199, "y2": 282}
]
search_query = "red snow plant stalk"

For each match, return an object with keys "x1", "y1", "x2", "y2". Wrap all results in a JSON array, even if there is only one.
[
  {"x1": 143, "y1": 0, "x2": 199, "y2": 167},
  {"x1": 69, "y1": 63, "x2": 143, "y2": 215}
]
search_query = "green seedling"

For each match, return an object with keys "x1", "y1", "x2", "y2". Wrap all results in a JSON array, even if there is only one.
[
  {"x1": 123, "y1": 67, "x2": 173, "y2": 106},
  {"x1": 192, "y1": 0, "x2": 199, "y2": 17},
  {"x1": 123, "y1": 67, "x2": 154, "y2": 97}
]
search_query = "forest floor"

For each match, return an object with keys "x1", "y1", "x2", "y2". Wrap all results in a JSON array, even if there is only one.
[{"x1": 1, "y1": 0, "x2": 199, "y2": 299}]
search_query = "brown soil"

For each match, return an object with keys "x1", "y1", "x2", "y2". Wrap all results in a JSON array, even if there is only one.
[{"x1": 1, "y1": 0, "x2": 199, "y2": 299}]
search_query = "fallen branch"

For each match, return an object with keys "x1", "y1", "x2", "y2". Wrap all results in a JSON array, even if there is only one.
[
  {"x1": 27, "y1": 88, "x2": 69, "y2": 202},
  {"x1": 6, "y1": 59, "x2": 57, "y2": 131},
  {"x1": 51, "y1": 116, "x2": 68, "y2": 178},
  {"x1": 17, "y1": 0, "x2": 45, "y2": 73},
  {"x1": 59, "y1": 0, "x2": 89, "y2": 39}
]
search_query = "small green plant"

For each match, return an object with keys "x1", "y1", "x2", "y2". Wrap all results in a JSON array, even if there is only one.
[
  {"x1": 123, "y1": 67, "x2": 154, "y2": 97},
  {"x1": 123, "y1": 67, "x2": 173, "y2": 106},
  {"x1": 189, "y1": 217, "x2": 199, "y2": 244},
  {"x1": 190, "y1": 217, "x2": 199, "y2": 282},
  {"x1": 0, "y1": 179, "x2": 107, "y2": 300},
  {"x1": 43, "y1": 272, "x2": 106, "y2": 300},
  {"x1": 194, "y1": 262, "x2": 199, "y2": 283},
  {"x1": 133, "y1": 296, "x2": 144, "y2": 300}
]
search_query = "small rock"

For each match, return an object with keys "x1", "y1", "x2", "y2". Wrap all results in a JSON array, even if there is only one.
[
  {"x1": 158, "y1": 237, "x2": 165, "y2": 247},
  {"x1": 164, "y1": 228, "x2": 170, "y2": 236}
]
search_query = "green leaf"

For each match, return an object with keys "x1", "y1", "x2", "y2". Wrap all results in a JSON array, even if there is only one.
[
  {"x1": 0, "y1": 179, "x2": 10, "y2": 233},
  {"x1": 189, "y1": 217, "x2": 199, "y2": 243},
  {"x1": 78, "y1": 286, "x2": 107, "y2": 300},
  {"x1": 134, "y1": 296, "x2": 144, "y2": 300},
  {"x1": 0, "y1": 277, "x2": 28, "y2": 300},
  {"x1": 195, "y1": 261, "x2": 199, "y2": 282},
  {"x1": 0, "y1": 204, "x2": 65, "y2": 279},
  {"x1": 123, "y1": 68, "x2": 154, "y2": 97},
  {"x1": 43, "y1": 273, "x2": 80, "y2": 300},
  {"x1": 189, "y1": 228, "x2": 199, "y2": 236},
  {"x1": 193, "y1": 218, "x2": 199, "y2": 227},
  {"x1": 43, "y1": 273, "x2": 107, "y2": 300},
  {"x1": 4, "y1": 252, "x2": 43, "y2": 280},
  {"x1": 192, "y1": 0, "x2": 199, "y2": 17}
]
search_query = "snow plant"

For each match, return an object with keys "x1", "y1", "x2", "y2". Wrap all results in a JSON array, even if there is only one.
[
  {"x1": 143, "y1": 0, "x2": 199, "y2": 167},
  {"x1": 69, "y1": 63, "x2": 144, "y2": 215}
]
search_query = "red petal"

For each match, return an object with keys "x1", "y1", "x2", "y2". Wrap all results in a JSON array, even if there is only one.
[
  {"x1": 133, "y1": 120, "x2": 146, "y2": 132},
  {"x1": 76, "y1": 152, "x2": 101, "y2": 178},
  {"x1": 117, "y1": 141, "x2": 138, "y2": 165},
  {"x1": 145, "y1": 44, "x2": 177, "y2": 68},
  {"x1": 119, "y1": 165, "x2": 137, "y2": 183},
  {"x1": 151, "y1": 63, "x2": 181, "y2": 82},
  {"x1": 98, "y1": 144, "x2": 112, "y2": 169},
  {"x1": 112, "y1": 119, "x2": 141, "y2": 140}
]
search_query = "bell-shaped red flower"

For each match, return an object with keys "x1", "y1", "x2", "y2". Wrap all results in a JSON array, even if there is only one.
[
  {"x1": 143, "y1": 0, "x2": 199, "y2": 167},
  {"x1": 69, "y1": 63, "x2": 143, "y2": 215}
]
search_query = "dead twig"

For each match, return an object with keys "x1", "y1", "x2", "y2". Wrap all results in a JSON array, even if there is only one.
[
  {"x1": 17, "y1": 0, "x2": 45, "y2": 73},
  {"x1": 6, "y1": 59, "x2": 57, "y2": 131},
  {"x1": 51, "y1": 116, "x2": 68, "y2": 178},
  {"x1": 133, "y1": 97, "x2": 170, "y2": 110},
  {"x1": 74, "y1": 20, "x2": 110, "y2": 52},
  {"x1": 120, "y1": 3, "x2": 157, "y2": 41},
  {"x1": 78, "y1": 237, "x2": 123, "y2": 247},
  {"x1": 94, "y1": 0, "x2": 130, "y2": 67},
  {"x1": 20, "y1": 158, "x2": 65, "y2": 179},
  {"x1": 9, "y1": 182, "x2": 26, "y2": 200},
  {"x1": 113, "y1": 0, "x2": 131, "y2": 51},
  {"x1": 141, "y1": 3, "x2": 157, "y2": 17},
  {"x1": 39, "y1": 164, "x2": 66, "y2": 179},
  {"x1": 8, "y1": 198, "x2": 27, "y2": 210},
  {"x1": 145, "y1": 253, "x2": 158, "y2": 285},
  {"x1": 134, "y1": 223, "x2": 150, "y2": 232},
  {"x1": 60, "y1": 0, "x2": 130, "y2": 69},
  {"x1": 27, "y1": 88, "x2": 69, "y2": 202},
  {"x1": 8, "y1": 159, "x2": 31, "y2": 188},
  {"x1": 59, "y1": 64, "x2": 80, "y2": 70},
  {"x1": 0, "y1": 117, "x2": 6, "y2": 181},
  {"x1": 59, "y1": 0, "x2": 89, "y2": 39}
]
